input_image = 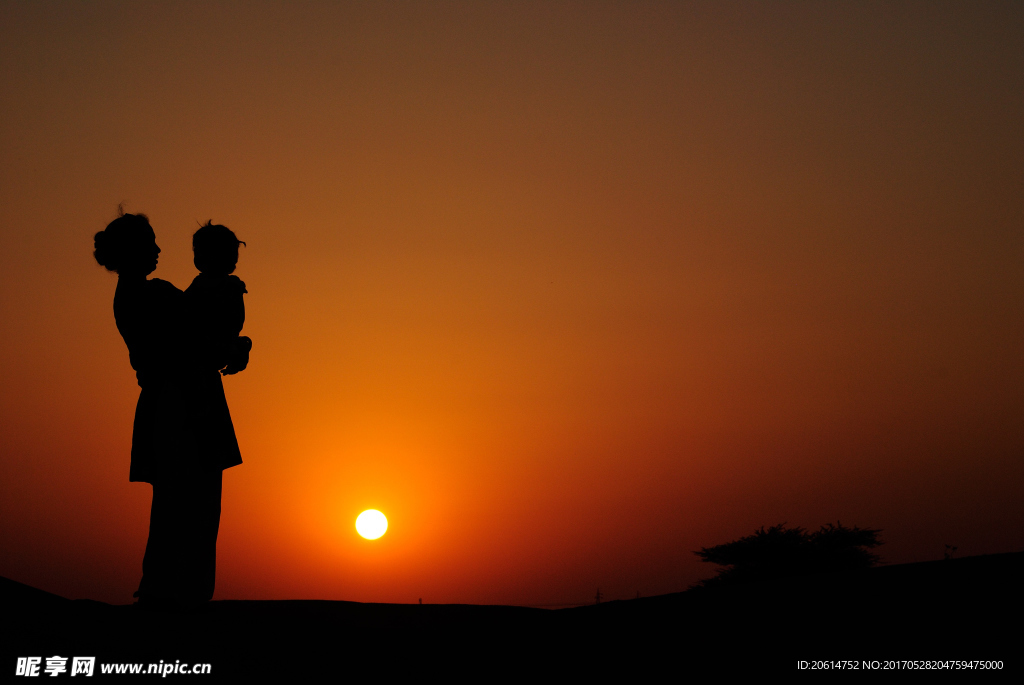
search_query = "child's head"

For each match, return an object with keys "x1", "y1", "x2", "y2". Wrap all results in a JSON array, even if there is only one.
[{"x1": 193, "y1": 221, "x2": 245, "y2": 275}]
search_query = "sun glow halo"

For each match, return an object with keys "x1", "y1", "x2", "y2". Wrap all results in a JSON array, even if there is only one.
[{"x1": 355, "y1": 509, "x2": 388, "y2": 540}]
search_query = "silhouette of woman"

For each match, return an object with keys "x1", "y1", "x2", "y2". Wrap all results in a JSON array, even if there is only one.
[{"x1": 94, "y1": 209, "x2": 240, "y2": 608}]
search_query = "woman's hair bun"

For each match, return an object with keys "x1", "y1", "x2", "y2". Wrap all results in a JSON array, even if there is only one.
[{"x1": 93, "y1": 229, "x2": 116, "y2": 271}]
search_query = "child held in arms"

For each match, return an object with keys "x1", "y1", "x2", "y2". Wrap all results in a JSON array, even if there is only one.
[{"x1": 186, "y1": 221, "x2": 252, "y2": 375}]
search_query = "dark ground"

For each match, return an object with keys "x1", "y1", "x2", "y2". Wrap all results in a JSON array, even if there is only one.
[{"x1": 2, "y1": 552, "x2": 1019, "y2": 678}]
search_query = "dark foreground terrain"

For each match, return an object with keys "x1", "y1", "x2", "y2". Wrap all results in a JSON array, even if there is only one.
[{"x1": 3, "y1": 552, "x2": 1020, "y2": 678}]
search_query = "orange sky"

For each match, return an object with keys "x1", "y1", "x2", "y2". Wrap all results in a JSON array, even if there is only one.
[{"x1": 1, "y1": 1, "x2": 1023, "y2": 605}]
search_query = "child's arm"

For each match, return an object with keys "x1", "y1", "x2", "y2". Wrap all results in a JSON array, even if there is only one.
[
  {"x1": 221, "y1": 336, "x2": 252, "y2": 375},
  {"x1": 220, "y1": 277, "x2": 249, "y2": 375}
]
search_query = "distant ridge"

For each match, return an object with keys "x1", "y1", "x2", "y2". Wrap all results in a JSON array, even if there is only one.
[
  {"x1": 0, "y1": 575, "x2": 69, "y2": 609},
  {"x1": 3, "y1": 552, "x2": 1020, "y2": 676}
]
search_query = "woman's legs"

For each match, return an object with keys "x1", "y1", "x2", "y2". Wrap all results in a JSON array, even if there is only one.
[
  {"x1": 138, "y1": 484, "x2": 169, "y2": 602},
  {"x1": 182, "y1": 469, "x2": 222, "y2": 602},
  {"x1": 138, "y1": 469, "x2": 223, "y2": 605}
]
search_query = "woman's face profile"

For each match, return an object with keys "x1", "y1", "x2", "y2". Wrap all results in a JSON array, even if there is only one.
[
  {"x1": 144, "y1": 240, "x2": 161, "y2": 275},
  {"x1": 123, "y1": 228, "x2": 160, "y2": 276}
]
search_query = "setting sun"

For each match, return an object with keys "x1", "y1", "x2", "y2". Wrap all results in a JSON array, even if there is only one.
[{"x1": 355, "y1": 510, "x2": 388, "y2": 540}]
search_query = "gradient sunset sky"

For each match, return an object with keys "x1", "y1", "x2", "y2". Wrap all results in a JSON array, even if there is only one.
[{"x1": 1, "y1": 1, "x2": 1022, "y2": 605}]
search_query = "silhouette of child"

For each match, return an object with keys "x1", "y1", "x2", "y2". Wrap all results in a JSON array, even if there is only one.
[{"x1": 185, "y1": 222, "x2": 252, "y2": 375}]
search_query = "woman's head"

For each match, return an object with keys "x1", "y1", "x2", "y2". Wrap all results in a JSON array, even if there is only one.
[{"x1": 94, "y1": 208, "x2": 160, "y2": 276}]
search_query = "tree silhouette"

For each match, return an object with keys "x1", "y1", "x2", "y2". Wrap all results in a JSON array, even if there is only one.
[{"x1": 694, "y1": 522, "x2": 882, "y2": 587}]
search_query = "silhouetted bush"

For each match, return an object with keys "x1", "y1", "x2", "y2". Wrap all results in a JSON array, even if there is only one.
[{"x1": 694, "y1": 522, "x2": 882, "y2": 587}]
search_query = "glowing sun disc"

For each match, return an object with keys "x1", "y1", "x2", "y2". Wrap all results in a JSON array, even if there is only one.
[{"x1": 356, "y1": 510, "x2": 388, "y2": 540}]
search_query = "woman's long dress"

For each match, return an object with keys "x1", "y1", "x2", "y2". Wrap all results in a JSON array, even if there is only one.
[{"x1": 114, "y1": 276, "x2": 241, "y2": 603}]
